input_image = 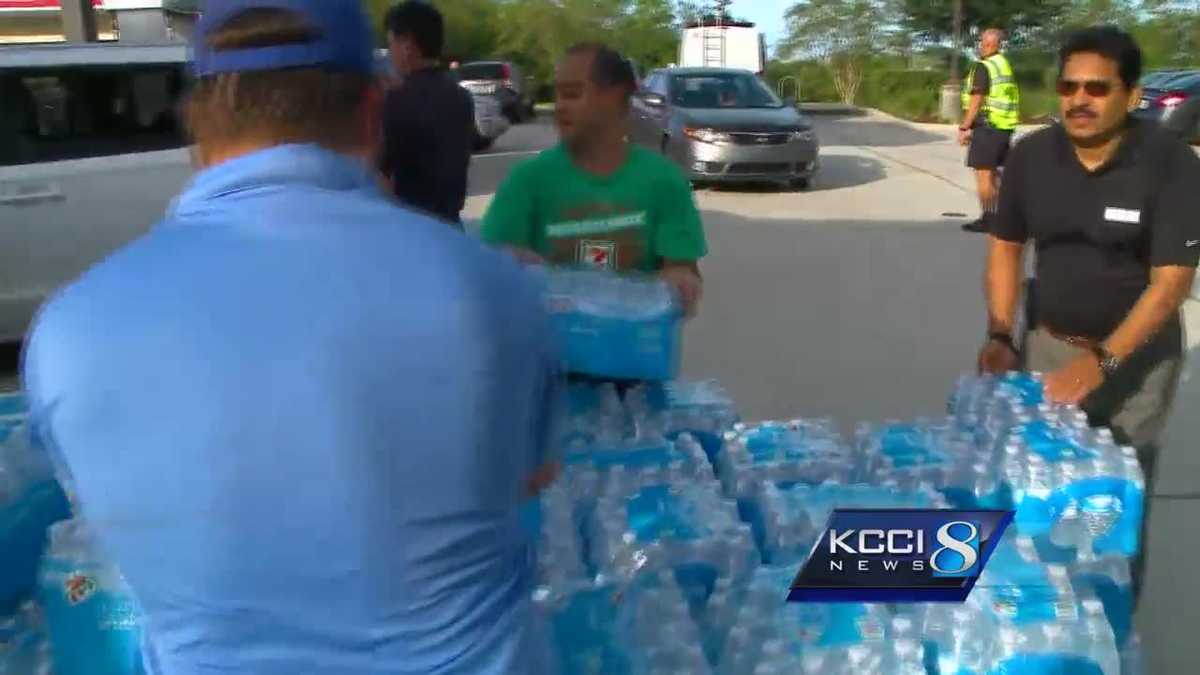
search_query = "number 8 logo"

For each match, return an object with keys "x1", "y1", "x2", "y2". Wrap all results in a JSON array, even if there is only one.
[{"x1": 930, "y1": 521, "x2": 980, "y2": 575}]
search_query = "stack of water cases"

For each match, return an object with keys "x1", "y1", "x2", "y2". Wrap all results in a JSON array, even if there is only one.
[
  {"x1": 541, "y1": 269, "x2": 684, "y2": 381},
  {"x1": 530, "y1": 374, "x2": 1147, "y2": 674},
  {"x1": 949, "y1": 373, "x2": 1143, "y2": 656},
  {"x1": 0, "y1": 367, "x2": 1150, "y2": 673}
]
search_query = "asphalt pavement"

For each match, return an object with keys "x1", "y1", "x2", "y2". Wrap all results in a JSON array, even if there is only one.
[{"x1": 4, "y1": 113, "x2": 1198, "y2": 671}]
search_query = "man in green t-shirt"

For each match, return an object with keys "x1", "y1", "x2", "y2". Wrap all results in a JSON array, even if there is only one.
[{"x1": 482, "y1": 43, "x2": 709, "y2": 317}]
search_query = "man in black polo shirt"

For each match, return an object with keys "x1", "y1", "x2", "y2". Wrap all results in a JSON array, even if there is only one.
[
  {"x1": 380, "y1": 1, "x2": 475, "y2": 226},
  {"x1": 978, "y1": 26, "x2": 1200, "y2": 596}
]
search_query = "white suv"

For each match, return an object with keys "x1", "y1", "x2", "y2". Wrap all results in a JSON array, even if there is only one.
[{"x1": 0, "y1": 43, "x2": 193, "y2": 344}]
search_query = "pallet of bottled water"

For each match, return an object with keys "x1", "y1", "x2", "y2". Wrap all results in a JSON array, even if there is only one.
[
  {"x1": 1, "y1": 370, "x2": 1152, "y2": 674},
  {"x1": 540, "y1": 268, "x2": 683, "y2": 381}
]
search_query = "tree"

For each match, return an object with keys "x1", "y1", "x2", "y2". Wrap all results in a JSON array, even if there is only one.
[
  {"x1": 779, "y1": 0, "x2": 897, "y2": 104},
  {"x1": 496, "y1": 0, "x2": 683, "y2": 85},
  {"x1": 900, "y1": 0, "x2": 1070, "y2": 46},
  {"x1": 675, "y1": 0, "x2": 709, "y2": 25},
  {"x1": 365, "y1": 0, "x2": 500, "y2": 60}
]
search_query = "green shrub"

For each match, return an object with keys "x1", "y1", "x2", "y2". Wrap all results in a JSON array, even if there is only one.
[
  {"x1": 1020, "y1": 87, "x2": 1057, "y2": 123},
  {"x1": 861, "y1": 70, "x2": 945, "y2": 122},
  {"x1": 765, "y1": 61, "x2": 840, "y2": 103}
]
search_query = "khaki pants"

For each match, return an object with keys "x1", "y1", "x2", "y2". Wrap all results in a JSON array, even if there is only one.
[{"x1": 1023, "y1": 318, "x2": 1184, "y2": 602}]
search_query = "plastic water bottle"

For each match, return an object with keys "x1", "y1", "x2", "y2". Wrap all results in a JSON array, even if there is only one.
[
  {"x1": 534, "y1": 484, "x2": 588, "y2": 587},
  {"x1": 615, "y1": 571, "x2": 712, "y2": 675},
  {"x1": 38, "y1": 520, "x2": 146, "y2": 675},
  {"x1": 533, "y1": 578, "x2": 632, "y2": 675},
  {"x1": 1069, "y1": 556, "x2": 1134, "y2": 649}
]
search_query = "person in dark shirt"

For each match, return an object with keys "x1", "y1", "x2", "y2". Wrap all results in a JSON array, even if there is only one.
[
  {"x1": 381, "y1": 1, "x2": 475, "y2": 226},
  {"x1": 978, "y1": 26, "x2": 1200, "y2": 601}
]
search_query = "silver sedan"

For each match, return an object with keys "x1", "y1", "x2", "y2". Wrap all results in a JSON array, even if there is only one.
[{"x1": 630, "y1": 67, "x2": 819, "y2": 189}]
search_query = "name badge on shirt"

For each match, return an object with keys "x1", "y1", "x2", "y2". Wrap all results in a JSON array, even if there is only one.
[{"x1": 1104, "y1": 207, "x2": 1141, "y2": 224}]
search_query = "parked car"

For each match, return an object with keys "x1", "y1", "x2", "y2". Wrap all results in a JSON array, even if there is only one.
[
  {"x1": 630, "y1": 67, "x2": 819, "y2": 189},
  {"x1": 470, "y1": 91, "x2": 510, "y2": 151},
  {"x1": 1133, "y1": 69, "x2": 1200, "y2": 143},
  {"x1": 457, "y1": 60, "x2": 536, "y2": 123},
  {"x1": 0, "y1": 42, "x2": 193, "y2": 343}
]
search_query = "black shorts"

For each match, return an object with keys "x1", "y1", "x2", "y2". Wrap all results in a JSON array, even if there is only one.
[{"x1": 966, "y1": 125, "x2": 1014, "y2": 169}]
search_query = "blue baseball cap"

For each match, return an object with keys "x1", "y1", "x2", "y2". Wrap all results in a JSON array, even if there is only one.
[{"x1": 191, "y1": 0, "x2": 374, "y2": 77}]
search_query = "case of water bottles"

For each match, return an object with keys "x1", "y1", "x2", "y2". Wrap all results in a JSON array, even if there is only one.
[
  {"x1": 716, "y1": 419, "x2": 855, "y2": 500},
  {"x1": 541, "y1": 268, "x2": 684, "y2": 381}
]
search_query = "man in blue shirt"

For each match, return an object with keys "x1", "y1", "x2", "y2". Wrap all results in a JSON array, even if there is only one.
[{"x1": 21, "y1": 2, "x2": 560, "y2": 673}]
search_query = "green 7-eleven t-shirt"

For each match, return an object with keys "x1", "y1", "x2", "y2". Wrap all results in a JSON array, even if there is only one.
[{"x1": 481, "y1": 144, "x2": 708, "y2": 272}]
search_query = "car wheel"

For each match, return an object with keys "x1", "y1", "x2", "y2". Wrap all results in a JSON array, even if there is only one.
[
  {"x1": 788, "y1": 177, "x2": 811, "y2": 191},
  {"x1": 473, "y1": 135, "x2": 494, "y2": 152}
]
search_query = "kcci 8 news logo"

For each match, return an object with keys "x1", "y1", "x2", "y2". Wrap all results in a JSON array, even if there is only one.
[{"x1": 788, "y1": 509, "x2": 1014, "y2": 603}]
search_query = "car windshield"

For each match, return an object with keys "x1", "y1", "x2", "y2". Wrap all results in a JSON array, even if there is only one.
[
  {"x1": 670, "y1": 73, "x2": 783, "y2": 109},
  {"x1": 458, "y1": 63, "x2": 507, "y2": 81}
]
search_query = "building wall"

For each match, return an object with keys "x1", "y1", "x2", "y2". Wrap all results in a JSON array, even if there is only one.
[
  {"x1": 0, "y1": 8, "x2": 193, "y2": 44},
  {"x1": 0, "y1": 11, "x2": 117, "y2": 44}
]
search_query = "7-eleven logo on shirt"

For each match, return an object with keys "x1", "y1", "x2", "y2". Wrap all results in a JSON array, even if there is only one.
[{"x1": 578, "y1": 240, "x2": 617, "y2": 270}]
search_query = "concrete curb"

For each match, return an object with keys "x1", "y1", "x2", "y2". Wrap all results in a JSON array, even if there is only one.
[
  {"x1": 797, "y1": 102, "x2": 866, "y2": 116},
  {"x1": 858, "y1": 106, "x2": 1046, "y2": 139}
]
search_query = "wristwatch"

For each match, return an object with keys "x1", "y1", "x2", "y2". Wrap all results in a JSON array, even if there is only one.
[{"x1": 1090, "y1": 345, "x2": 1121, "y2": 378}]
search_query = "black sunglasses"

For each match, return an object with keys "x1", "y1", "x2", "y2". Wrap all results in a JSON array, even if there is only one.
[{"x1": 1055, "y1": 79, "x2": 1119, "y2": 97}]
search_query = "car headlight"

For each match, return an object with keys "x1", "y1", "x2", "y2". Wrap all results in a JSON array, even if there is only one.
[
  {"x1": 790, "y1": 129, "x2": 816, "y2": 142},
  {"x1": 684, "y1": 127, "x2": 732, "y2": 144}
]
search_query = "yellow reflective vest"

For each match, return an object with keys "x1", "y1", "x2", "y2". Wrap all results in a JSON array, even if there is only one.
[{"x1": 962, "y1": 53, "x2": 1020, "y2": 131}]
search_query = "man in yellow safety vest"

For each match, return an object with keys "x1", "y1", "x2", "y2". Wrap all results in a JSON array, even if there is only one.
[{"x1": 959, "y1": 28, "x2": 1020, "y2": 233}]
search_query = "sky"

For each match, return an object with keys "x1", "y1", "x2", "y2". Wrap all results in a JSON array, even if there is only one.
[{"x1": 734, "y1": 0, "x2": 792, "y2": 52}]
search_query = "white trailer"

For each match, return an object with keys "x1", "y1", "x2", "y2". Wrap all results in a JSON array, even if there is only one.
[{"x1": 679, "y1": 20, "x2": 765, "y2": 74}]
